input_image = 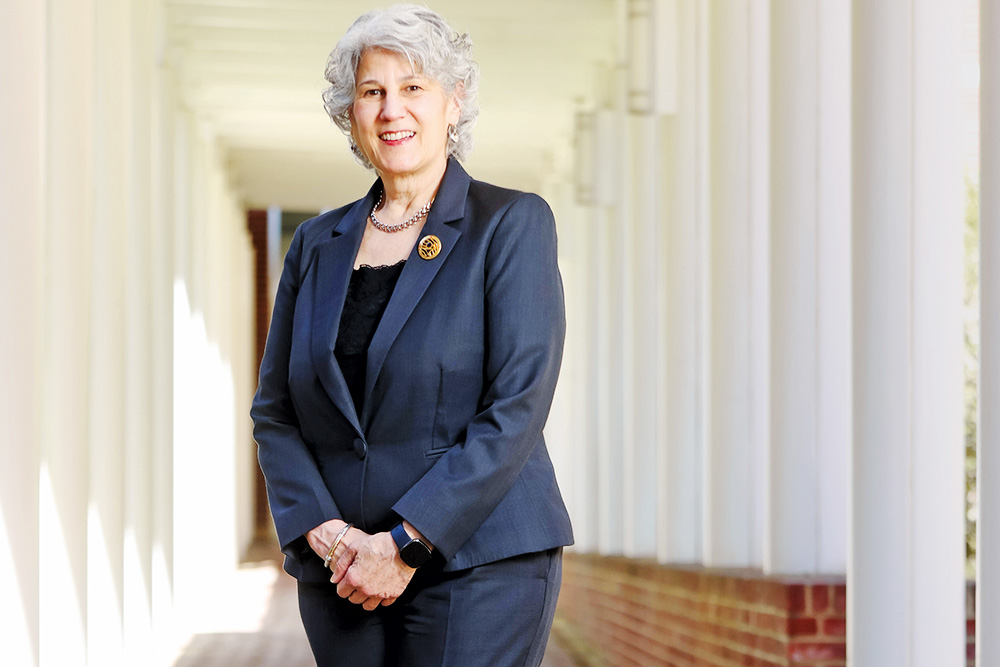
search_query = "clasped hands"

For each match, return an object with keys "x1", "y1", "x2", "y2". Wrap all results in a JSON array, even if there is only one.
[{"x1": 306, "y1": 519, "x2": 421, "y2": 611}]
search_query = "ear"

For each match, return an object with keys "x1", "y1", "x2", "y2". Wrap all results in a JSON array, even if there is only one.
[
  {"x1": 446, "y1": 82, "x2": 464, "y2": 125},
  {"x1": 347, "y1": 107, "x2": 358, "y2": 141}
]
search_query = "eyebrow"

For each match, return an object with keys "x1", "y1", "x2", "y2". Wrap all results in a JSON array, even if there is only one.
[{"x1": 356, "y1": 73, "x2": 427, "y2": 88}]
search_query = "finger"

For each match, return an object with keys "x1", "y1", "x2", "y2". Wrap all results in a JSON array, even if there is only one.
[
  {"x1": 380, "y1": 597, "x2": 397, "y2": 607},
  {"x1": 331, "y1": 550, "x2": 355, "y2": 584},
  {"x1": 349, "y1": 590, "x2": 368, "y2": 605},
  {"x1": 336, "y1": 580, "x2": 355, "y2": 599},
  {"x1": 362, "y1": 598, "x2": 381, "y2": 612}
]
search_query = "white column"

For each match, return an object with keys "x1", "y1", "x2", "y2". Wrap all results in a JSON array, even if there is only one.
[
  {"x1": 593, "y1": 105, "x2": 625, "y2": 554},
  {"x1": 746, "y1": 0, "x2": 769, "y2": 570},
  {"x1": 172, "y1": 121, "x2": 253, "y2": 615},
  {"x1": 626, "y1": 0, "x2": 680, "y2": 559},
  {"x1": 851, "y1": 0, "x2": 965, "y2": 664},
  {"x1": 703, "y1": 0, "x2": 758, "y2": 568},
  {"x1": 614, "y1": 100, "x2": 637, "y2": 559},
  {"x1": 175, "y1": 122, "x2": 212, "y2": 616},
  {"x1": 234, "y1": 205, "x2": 257, "y2": 558},
  {"x1": 624, "y1": 2, "x2": 656, "y2": 555},
  {"x1": 543, "y1": 176, "x2": 582, "y2": 549},
  {"x1": 39, "y1": 1, "x2": 94, "y2": 663},
  {"x1": 767, "y1": 0, "x2": 850, "y2": 575},
  {"x1": 815, "y1": 0, "x2": 851, "y2": 576},
  {"x1": 567, "y1": 113, "x2": 601, "y2": 554},
  {"x1": 608, "y1": 62, "x2": 635, "y2": 557},
  {"x1": 124, "y1": 0, "x2": 155, "y2": 659},
  {"x1": 656, "y1": 0, "x2": 704, "y2": 564},
  {"x1": 575, "y1": 204, "x2": 603, "y2": 553},
  {"x1": 768, "y1": 0, "x2": 819, "y2": 574},
  {"x1": 150, "y1": 60, "x2": 177, "y2": 657},
  {"x1": 88, "y1": 0, "x2": 131, "y2": 661},
  {"x1": 0, "y1": 2, "x2": 46, "y2": 664},
  {"x1": 627, "y1": 112, "x2": 660, "y2": 557},
  {"x1": 979, "y1": 0, "x2": 1000, "y2": 662},
  {"x1": 171, "y1": 109, "x2": 198, "y2": 621}
]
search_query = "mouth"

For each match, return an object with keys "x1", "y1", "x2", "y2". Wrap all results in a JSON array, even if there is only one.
[{"x1": 379, "y1": 130, "x2": 416, "y2": 142}]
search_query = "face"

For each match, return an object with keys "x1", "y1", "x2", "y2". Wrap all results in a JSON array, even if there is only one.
[{"x1": 350, "y1": 48, "x2": 462, "y2": 181}]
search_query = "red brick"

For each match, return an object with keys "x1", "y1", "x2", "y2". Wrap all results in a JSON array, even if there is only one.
[
  {"x1": 811, "y1": 585, "x2": 829, "y2": 613},
  {"x1": 833, "y1": 585, "x2": 847, "y2": 614},
  {"x1": 757, "y1": 634, "x2": 788, "y2": 657},
  {"x1": 788, "y1": 585, "x2": 807, "y2": 614},
  {"x1": 788, "y1": 617, "x2": 818, "y2": 637},
  {"x1": 788, "y1": 642, "x2": 847, "y2": 663},
  {"x1": 822, "y1": 618, "x2": 847, "y2": 636},
  {"x1": 759, "y1": 582, "x2": 784, "y2": 610},
  {"x1": 756, "y1": 611, "x2": 787, "y2": 634},
  {"x1": 752, "y1": 660, "x2": 783, "y2": 667}
]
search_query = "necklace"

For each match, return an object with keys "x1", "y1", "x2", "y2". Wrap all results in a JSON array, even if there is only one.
[{"x1": 370, "y1": 190, "x2": 434, "y2": 233}]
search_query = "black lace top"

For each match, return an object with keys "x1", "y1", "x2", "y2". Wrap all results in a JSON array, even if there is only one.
[{"x1": 334, "y1": 260, "x2": 406, "y2": 417}]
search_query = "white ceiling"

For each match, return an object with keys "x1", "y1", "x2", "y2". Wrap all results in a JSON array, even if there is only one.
[{"x1": 165, "y1": 0, "x2": 617, "y2": 212}]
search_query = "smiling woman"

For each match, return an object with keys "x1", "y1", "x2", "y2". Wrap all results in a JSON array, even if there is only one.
[
  {"x1": 349, "y1": 48, "x2": 461, "y2": 199},
  {"x1": 250, "y1": 4, "x2": 573, "y2": 666},
  {"x1": 321, "y1": 7, "x2": 480, "y2": 171}
]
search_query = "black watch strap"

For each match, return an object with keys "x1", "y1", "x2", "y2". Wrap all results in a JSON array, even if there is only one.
[{"x1": 390, "y1": 522, "x2": 432, "y2": 568}]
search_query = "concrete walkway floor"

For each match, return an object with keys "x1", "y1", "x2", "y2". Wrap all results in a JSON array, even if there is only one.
[{"x1": 171, "y1": 553, "x2": 578, "y2": 667}]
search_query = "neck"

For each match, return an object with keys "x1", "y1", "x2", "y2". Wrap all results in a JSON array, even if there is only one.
[{"x1": 378, "y1": 157, "x2": 448, "y2": 210}]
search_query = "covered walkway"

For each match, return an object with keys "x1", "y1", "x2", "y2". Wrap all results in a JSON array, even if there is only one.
[{"x1": 2, "y1": 0, "x2": 998, "y2": 665}]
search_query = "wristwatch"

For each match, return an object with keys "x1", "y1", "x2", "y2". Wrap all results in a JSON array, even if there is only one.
[{"x1": 390, "y1": 522, "x2": 433, "y2": 568}]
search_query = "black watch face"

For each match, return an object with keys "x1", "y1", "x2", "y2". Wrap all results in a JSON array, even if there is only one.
[{"x1": 400, "y1": 540, "x2": 432, "y2": 568}]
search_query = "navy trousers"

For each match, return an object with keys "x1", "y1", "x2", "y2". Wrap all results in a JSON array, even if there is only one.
[{"x1": 297, "y1": 548, "x2": 562, "y2": 666}]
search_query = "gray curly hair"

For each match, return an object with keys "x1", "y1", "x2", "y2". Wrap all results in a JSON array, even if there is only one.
[{"x1": 322, "y1": 4, "x2": 480, "y2": 171}]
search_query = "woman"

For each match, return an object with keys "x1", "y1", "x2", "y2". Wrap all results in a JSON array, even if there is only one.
[{"x1": 251, "y1": 5, "x2": 572, "y2": 665}]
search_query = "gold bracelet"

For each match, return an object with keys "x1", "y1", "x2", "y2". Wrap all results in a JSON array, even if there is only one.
[{"x1": 325, "y1": 523, "x2": 353, "y2": 570}]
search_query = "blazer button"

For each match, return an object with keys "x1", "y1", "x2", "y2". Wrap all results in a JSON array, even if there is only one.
[{"x1": 352, "y1": 438, "x2": 367, "y2": 460}]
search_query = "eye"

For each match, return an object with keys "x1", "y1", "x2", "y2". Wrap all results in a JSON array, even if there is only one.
[
  {"x1": 406, "y1": 85, "x2": 422, "y2": 92},
  {"x1": 360, "y1": 88, "x2": 382, "y2": 98}
]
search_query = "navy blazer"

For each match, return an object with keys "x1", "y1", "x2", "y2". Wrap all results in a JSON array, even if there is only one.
[{"x1": 251, "y1": 159, "x2": 573, "y2": 581}]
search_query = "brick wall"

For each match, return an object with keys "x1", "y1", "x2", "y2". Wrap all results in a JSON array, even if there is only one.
[
  {"x1": 555, "y1": 554, "x2": 846, "y2": 667},
  {"x1": 247, "y1": 209, "x2": 271, "y2": 532},
  {"x1": 968, "y1": 580, "x2": 976, "y2": 667},
  {"x1": 247, "y1": 209, "x2": 270, "y2": 374}
]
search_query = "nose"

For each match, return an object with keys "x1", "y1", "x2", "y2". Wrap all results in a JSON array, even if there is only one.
[{"x1": 379, "y1": 90, "x2": 406, "y2": 120}]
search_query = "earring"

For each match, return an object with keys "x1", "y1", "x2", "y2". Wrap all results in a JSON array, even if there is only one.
[{"x1": 448, "y1": 124, "x2": 458, "y2": 142}]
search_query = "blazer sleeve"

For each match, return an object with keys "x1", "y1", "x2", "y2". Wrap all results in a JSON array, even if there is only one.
[
  {"x1": 251, "y1": 225, "x2": 342, "y2": 558},
  {"x1": 391, "y1": 193, "x2": 566, "y2": 560}
]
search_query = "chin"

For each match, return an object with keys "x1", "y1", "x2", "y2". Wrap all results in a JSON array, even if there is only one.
[{"x1": 376, "y1": 159, "x2": 426, "y2": 179}]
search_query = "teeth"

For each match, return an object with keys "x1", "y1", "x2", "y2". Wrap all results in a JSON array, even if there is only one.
[{"x1": 380, "y1": 131, "x2": 414, "y2": 141}]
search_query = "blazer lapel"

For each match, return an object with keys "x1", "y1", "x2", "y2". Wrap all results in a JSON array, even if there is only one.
[
  {"x1": 361, "y1": 160, "x2": 471, "y2": 426},
  {"x1": 310, "y1": 185, "x2": 378, "y2": 437}
]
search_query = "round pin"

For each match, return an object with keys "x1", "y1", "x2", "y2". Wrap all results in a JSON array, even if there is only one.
[{"x1": 418, "y1": 235, "x2": 442, "y2": 260}]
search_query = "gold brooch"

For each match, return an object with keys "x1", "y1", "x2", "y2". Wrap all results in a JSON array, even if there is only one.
[{"x1": 417, "y1": 235, "x2": 442, "y2": 260}]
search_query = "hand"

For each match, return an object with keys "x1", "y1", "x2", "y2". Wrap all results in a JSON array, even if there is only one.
[
  {"x1": 305, "y1": 519, "x2": 365, "y2": 563},
  {"x1": 330, "y1": 532, "x2": 416, "y2": 611}
]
